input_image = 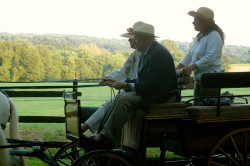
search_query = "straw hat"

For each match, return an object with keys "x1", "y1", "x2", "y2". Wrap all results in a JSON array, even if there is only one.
[
  {"x1": 121, "y1": 21, "x2": 158, "y2": 38},
  {"x1": 120, "y1": 27, "x2": 134, "y2": 38},
  {"x1": 188, "y1": 7, "x2": 215, "y2": 24},
  {"x1": 132, "y1": 21, "x2": 156, "y2": 37}
]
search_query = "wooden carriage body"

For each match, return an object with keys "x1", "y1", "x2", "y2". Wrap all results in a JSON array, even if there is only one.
[{"x1": 64, "y1": 71, "x2": 250, "y2": 165}]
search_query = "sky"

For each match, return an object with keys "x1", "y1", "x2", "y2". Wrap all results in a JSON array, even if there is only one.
[{"x1": 0, "y1": 0, "x2": 249, "y2": 46}]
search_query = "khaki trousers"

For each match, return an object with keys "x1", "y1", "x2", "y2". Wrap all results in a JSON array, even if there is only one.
[
  {"x1": 101, "y1": 92, "x2": 177, "y2": 150},
  {"x1": 100, "y1": 92, "x2": 141, "y2": 148},
  {"x1": 121, "y1": 95, "x2": 177, "y2": 150},
  {"x1": 121, "y1": 108, "x2": 144, "y2": 150}
]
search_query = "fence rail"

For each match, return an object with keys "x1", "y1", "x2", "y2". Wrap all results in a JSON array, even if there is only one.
[
  {"x1": 2, "y1": 78, "x2": 195, "y2": 123},
  {"x1": 19, "y1": 116, "x2": 65, "y2": 123}
]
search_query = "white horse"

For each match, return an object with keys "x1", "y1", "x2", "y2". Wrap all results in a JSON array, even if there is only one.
[{"x1": 0, "y1": 91, "x2": 26, "y2": 166}]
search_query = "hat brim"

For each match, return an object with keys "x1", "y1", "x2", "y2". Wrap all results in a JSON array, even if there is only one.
[
  {"x1": 120, "y1": 32, "x2": 134, "y2": 38},
  {"x1": 188, "y1": 11, "x2": 215, "y2": 25}
]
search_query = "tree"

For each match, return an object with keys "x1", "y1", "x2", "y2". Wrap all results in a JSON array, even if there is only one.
[
  {"x1": 11, "y1": 66, "x2": 25, "y2": 81},
  {"x1": 102, "y1": 51, "x2": 126, "y2": 76},
  {"x1": 0, "y1": 41, "x2": 13, "y2": 81},
  {"x1": 221, "y1": 55, "x2": 231, "y2": 71},
  {"x1": 37, "y1": 45, "x2": 60, "y2": 81},
  {"x1": 16, "y1": 41, "x2": 45, "y2": 81},
  {"x1": 62, "y1": 55, "x2": 76, "y2": 79},
  {"x1": 161, "y1": 39, "x2": 185, "y2": 66},
  {"x1": 248, "y1": 50, "x2": 250, "y2": 63},
  {"x1": 230, "y1": 54, "x2": 240, "y2": 64}
]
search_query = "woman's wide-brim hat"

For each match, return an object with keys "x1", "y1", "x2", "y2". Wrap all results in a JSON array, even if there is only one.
[{"x1": 188, "y1": 7, "x2": 216, "y2": 25}]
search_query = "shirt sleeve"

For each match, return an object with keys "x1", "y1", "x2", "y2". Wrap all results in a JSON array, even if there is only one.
[
  {"x1": 195, "y1": 33, "x2": 222, "y2": 69},
  {"x1": 180, "y1": 49, "x2": 192, "y2": 66},
  {"x1": 105, "y1": 52, "x2": 134, "y2": 80}
]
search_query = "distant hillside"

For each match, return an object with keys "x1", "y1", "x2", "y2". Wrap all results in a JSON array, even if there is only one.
[
  {"x1": 223, "y1": 45, "x2": 250, "y2": 63},
  {"x1": 1, "y1": 33, "x2": 249, "y2": 63},
  {"x1": 0, "y1": 33, "x2": 132, "y2": 52},
  {"x1": 176, "y1": 41, "x2": 250, "y2": 63}
]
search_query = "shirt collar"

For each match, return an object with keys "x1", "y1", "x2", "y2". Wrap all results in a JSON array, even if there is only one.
[
  {"x1": 197, "y1": 30, "x2": 214, "y2": 41},
  {"x1": 142, "y1": 42, "x2": 153, "y2": 55},
  {"x1": 198, "y1": 30, "x2": 214, "y2": 37}
]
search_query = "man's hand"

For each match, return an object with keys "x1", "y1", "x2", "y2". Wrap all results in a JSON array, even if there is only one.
[
  {"x1": 99, "y1": 78, "x2": 128, "y2": 90},
  {"x1": 111, "y1": 80, "x2": 127, "y2": 90},
  {"x1": 99, "y1": 77, "x2": 116, "y2": 85}
]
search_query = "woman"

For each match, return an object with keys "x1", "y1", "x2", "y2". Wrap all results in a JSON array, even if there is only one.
[{"x1": 176, "y1": 7, "x2": 225, "y2": 105}]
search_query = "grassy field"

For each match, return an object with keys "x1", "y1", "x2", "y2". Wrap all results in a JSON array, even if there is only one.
[{"x1": 2, "y1": 82, "x2": 250, "y2": 165}]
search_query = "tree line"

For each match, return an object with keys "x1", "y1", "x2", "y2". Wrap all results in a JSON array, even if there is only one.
[
  {"x1": 0, "y1": 33, "x2": 248, "y2": 82},
  {"x1": 0, "y1": 40, "x2": 130, "y2": 81},
  {"x1": 1, "y1": 33, "x2": 249, "y2": 62}
]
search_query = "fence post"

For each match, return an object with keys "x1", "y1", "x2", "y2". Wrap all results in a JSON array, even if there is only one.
[{"x1": 73, "y1": 79, "x2": 78, "y2": 100}]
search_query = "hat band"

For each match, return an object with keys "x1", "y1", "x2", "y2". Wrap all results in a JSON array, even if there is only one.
[{"x1": 133, "y1": 31, "x2": 155, "y2": 36}]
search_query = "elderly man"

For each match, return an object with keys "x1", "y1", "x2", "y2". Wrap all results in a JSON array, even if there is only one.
[
  {"x1": 82, "y1": 21, "x2": 178, "y2": 151},
  {"x1": 80, "y1": 28, "x2": 141, "y2": 134}
]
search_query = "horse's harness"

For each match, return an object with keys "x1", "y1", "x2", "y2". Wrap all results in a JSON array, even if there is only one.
[{"x1": 0, "y1": 90, "x2": 10, "y2": 130}]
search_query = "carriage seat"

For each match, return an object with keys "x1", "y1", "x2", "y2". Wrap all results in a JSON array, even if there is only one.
[
  {"x1": 146, "y1": 102, "x2": 187, "y2": 120},
  {"x1": 186, "y1": 104, "x2": 250, "y2": 121},
  {"x1": 186, "y1": 72, "x2": 250, "y2": 123},
  {"x1": 145, "y1": 69, "x2": 191, "y2": 120}
]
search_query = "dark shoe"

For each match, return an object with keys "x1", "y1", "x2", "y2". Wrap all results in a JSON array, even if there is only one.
[
  {"x1": 120, "y1": 146, "x2": 140, "y2": 158},
  {"x1": 80, "y1": 134, "x2": 113, "y2": 151},
  {"x1": 87, "y1": 134, "x2": 96, "y2": 140}
]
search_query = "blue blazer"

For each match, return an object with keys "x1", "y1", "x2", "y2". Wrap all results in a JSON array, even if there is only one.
[{"x1": 132, "y1": 42, "x2": 178, "y2": 111}]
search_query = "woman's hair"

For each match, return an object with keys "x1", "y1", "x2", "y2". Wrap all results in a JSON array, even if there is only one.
[
  {"x1": 211, "y1": 24, "x2": 225, "y2": 45},
  {"x1": 199, "y1": 17, "x2": 226, "y2": 45}
]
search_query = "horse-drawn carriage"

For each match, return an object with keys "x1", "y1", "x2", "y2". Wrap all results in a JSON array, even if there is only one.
[
  {"x1": 1, "y1": 71, "x2": 250, "y2": 166},
  {"x1": 61, "y1": 71, "x2": 250, "y2": 166}
]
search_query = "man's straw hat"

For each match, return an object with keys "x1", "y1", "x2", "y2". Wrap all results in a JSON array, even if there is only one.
[
  {"x1": 120, "y1": 28, "x2": 134, "y2": 38},
  {"x1": 132, "y1": 21, "x2": 156, "y2": 37},
  {"x1": 120, "y1": 21, "x2": 158, "y2": 38}
]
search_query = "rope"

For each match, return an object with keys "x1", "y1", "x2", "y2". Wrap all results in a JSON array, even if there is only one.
[{"x1": 97, "y1": 89, "x2": 120, "y2": 134}]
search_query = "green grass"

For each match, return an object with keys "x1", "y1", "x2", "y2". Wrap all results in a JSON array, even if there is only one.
[
  {"x1": 2, "y1": 83, "x2": 250, "y2": 165},
  {"x1": 230, "y1": 63, "x2": 250, "y2": 67}
]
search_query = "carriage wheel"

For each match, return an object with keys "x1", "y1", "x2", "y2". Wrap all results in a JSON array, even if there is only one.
[
  {"x1": 71, "y1": 150, "x2": 132, "y2": 166},
  {"x1": 207, "y1": 127, "x2": 250, "y2": 166},
  {"x1": 53, "y1": 142, "x2": 85, "y2": 166}
]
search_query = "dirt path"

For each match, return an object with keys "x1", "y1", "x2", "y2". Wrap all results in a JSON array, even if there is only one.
[{"x1": 228, "y1": 66, "x2": 250, "y2": 72}]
